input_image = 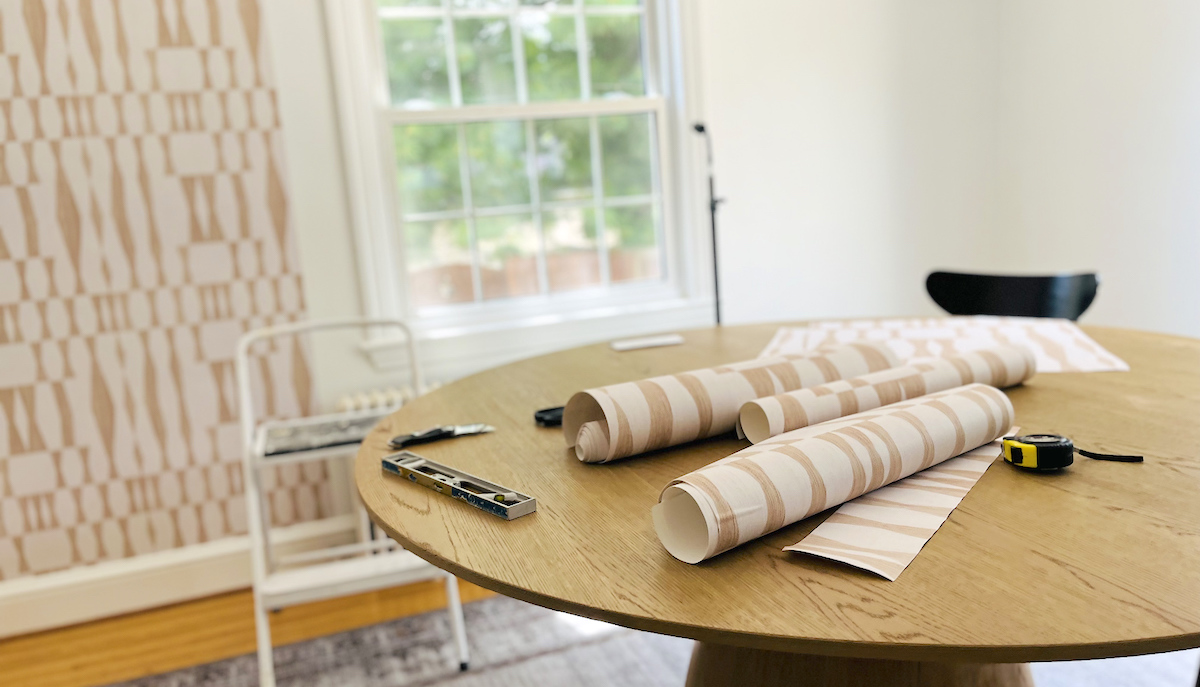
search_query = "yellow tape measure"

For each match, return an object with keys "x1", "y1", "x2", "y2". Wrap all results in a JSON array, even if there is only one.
[{"x1": 1003, "y1": 434, "x2": 1144, "y2": 472}]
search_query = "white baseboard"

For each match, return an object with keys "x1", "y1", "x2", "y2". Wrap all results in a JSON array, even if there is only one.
[{"x1": 0, "y1": 515, "x2": 359, "y2": 639}]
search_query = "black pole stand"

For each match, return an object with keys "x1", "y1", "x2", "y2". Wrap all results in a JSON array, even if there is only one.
[{"x1": 693, "y1": 123, "x2": 722, "y2": 325}]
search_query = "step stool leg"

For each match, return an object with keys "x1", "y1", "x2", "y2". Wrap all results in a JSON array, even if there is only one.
[
  {"x1": 443, "y1": 574, "x2": 470, "y2": 671},
  {"x1": 253, "y1": 591, "x2": 277, "y2": 687}
]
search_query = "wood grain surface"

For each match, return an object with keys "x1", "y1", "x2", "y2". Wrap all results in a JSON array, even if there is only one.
[
  {"x1": 684, "y1": 642, "x2": 1034, "y2": 687},
  {"x1": 355, "y1": 324, "x2": 1200, "y2": 663}
]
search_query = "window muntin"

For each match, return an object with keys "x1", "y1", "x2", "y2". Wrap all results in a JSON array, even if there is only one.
[{"x1": 375, "y1": 0, "x2": 667, "y2": 314}]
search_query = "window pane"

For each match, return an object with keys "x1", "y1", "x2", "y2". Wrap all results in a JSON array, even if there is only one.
[
  {"x1": 599, "y1": 113, "x2": 652, "y2": 197},
  {"x1": 465, "y1": 120, "x2": 530, "y2": 208},
  {"x1": 394, "y1": 124, "x2": 463, "y2": 214},
  {"x1": 456, "y1": 18, "x2": 517, "y2": 105},
  {"x1": 605, "y1": 204, "x2": 659, "y2": 283},
  {"x1": 521, "y1": 15, "x2": 581, "y2": 102},
  {"x1": 404, "y1": 219, "x2": 475, "y2": 307},
  {"x1": 588, "y1": 16, "x2": 645, "y2": 98},
  {"x1": 381, "y1": 19, "x2": 451, "y2": 108},
  {"x1": 521, "y1": 0, "x2": 569, "y2": 5},
  {"x1": 477, "y1": 215, "x2": 541, "y2": 299},
  {"x1": 535, "y1": 117, "x2": 592, "y2": 202},
  {"x1": 585, "y1": 0, "x2": 639, "y2": 5},
  {"x1": 543, "y1": 208, "x2": 600, "y2": 292}
]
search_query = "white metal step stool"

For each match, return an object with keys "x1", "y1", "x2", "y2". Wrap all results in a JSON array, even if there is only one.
[{"x1": 235, "y1": 318, "x2": 469, "y2": 687}]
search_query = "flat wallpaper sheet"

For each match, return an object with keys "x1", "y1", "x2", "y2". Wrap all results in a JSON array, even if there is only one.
[
  {"x1": 786, "y1": 435, "x2": 1009, "y2": 580},
  {"x1": 653, "y1": 384, "x2": 1014, "y2": 565},
  {"x1": 760, "y1": 316, "x2": 1128, "y2": 373},
  {"x1": 563, "y1": 343, "x2": 898, "y2": 463},
  {"x1": 738, "y1": 345, "x2": 1034, "y2": 443}
]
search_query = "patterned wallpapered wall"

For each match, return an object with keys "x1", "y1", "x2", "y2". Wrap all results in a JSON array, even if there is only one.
[{"x1": 0, "y1": 0, "x2": 330, "y2": 580}]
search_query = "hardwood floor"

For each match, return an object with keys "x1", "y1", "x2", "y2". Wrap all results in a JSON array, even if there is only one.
[{"x1": 0, "y1": 580, "x2": 494, "y2": 687}]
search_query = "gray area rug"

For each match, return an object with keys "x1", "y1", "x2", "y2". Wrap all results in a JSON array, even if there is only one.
[{"x1": 110, "y1": 595, "x2": 1199, "y2": 686}]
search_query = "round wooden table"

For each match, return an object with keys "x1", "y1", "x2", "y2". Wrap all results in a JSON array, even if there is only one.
[{"x1": 355, "y1": 324, "x2": 1200, "y2": 686}]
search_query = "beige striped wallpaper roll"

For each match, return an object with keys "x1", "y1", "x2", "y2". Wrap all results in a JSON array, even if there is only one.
[
  {"x1": 563, "y1": 344, "x2": 898, "y2": 463},
  {"x1": 652, "y1": 384, "x2": 1013, "y2": 564},
  {"x1": 738, "y1": 345, "x2": 1035, "y2": 443}
]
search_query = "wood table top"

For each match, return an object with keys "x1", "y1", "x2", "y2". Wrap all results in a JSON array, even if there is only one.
[{"x1": 355, "y1": 324, "x2": 1200, "y2": 662}]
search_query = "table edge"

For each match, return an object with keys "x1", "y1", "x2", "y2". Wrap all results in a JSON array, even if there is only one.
[{"x1": 356, "y1": 323, "x2": 1200, "y2": 663}]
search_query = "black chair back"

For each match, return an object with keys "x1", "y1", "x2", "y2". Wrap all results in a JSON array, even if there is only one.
[{"x1": 925, "y1": 271, "x2": 1099, "y2": 321}]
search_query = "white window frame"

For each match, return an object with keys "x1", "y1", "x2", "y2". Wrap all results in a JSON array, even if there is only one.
[{"x1": 324, "y1": 0, "x2": 713, "y2": 376}]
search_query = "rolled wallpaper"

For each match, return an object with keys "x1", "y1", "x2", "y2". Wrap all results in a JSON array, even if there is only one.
[
  {"x1": 738, "y1": 345, "x2": 1035, "y2": 443},
  {"x1": 652, "y1": 384, "x2": 1014, "y2": 563},
  {"x1": 563, "y1": 344, "x2": 899, "y2": 463}
]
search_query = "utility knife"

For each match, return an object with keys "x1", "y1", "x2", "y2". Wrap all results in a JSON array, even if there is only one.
[{"x1": 388, "y1": 423, "x2": 495, "y2": 449}]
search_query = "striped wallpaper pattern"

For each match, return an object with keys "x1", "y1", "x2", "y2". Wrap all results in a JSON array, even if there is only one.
[
  {"x1": 563, "y1": 343, "x2": 899, "y2": 463},
  {"x1": 739, "y1": 345, "x2": 1034, "y2": 443},
  {"x1": 658, "y1": 384, "x2": 1013, "y2": 564},
  {"x1": 0, "y1": 0, "x2": 324, "y2": 580}
]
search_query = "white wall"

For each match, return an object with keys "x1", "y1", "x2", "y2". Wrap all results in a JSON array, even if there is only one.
[
  {"x1": 701, "y1": 0, "x2": 1200, "y2": 336},
  {"x1": 698, "y1": 0, "x2": 1001, "y2": 325},
  {"x1": 264, "y1": 0, "x2": 1200, "y2": 410},
  {"x1": 263, "y1": 0, "x2": 411, "y2": 408},
  {"x1": 995, "y1": 0, "x2": 1200, "y2": 337}
]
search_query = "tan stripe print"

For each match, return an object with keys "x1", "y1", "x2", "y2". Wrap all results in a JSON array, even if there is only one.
[
  {"x1": 685, "y1": 473, "x2": 740, "y2": 554},
  {"x1": 948, "y1": 356, "x2": 975, "y2": 385},
  {"x1": 764, "y1": 361, "x2": 803, "y2": 392},
  {"x1": 836, "y1": 389, "x2": 860, "y2": 418},
  {"x1": 892, "y1": 410, "x2": 937, "y2": 469},
  {"x1": 839, "y1": 426, "x2": 887, "y2": 492},
  {"x1": 854, "y1": 494, "x2": 953, "y2": 517},
  {"x1": 926, "y1": 399, "x2": 966, "y2": 456},
  {"x1": 728, "y1": 459, "x2": 786, "y2": 533},
  {"x1": 777, "y1": 393, "x2": 809, "y2": 433},
  {"x1": 824, "y1": 512, "x2": 937, "y2": 539},
  {"x1": 859, "y1": 420, "x2": 906, "y2": 484},
  {"x1": 807, "y1": 355, "x2": 840, "y2": 382},
  {"x1": 800, "y1": 534, "x2": 915, "y2": 563},
  {"x1": 772, "y1": 445, "x2": 829, "y2": 517},
  {"x1": 874, "y1": 379, "x2": 903, "y2": 406},
  {"x1": 675, "y1": 373, "x2": 714, "y2": 440},
  {"x1": 887, "y1": 482, "x2": 969, "y2": 498},
  {"x1": 739, "y1": 367, "x2": 777, "y2": 397},
  {"x1": 634, "y1": 380, "x2": 674, "y2": 452},
  {"x1": 795, "y1": 544, "x2": 908, "y2": 580},
  {"x1": 907, "y1": 473, "x2": 975, "y2": 490},
  {"x1": 607, "y1": 390, "x2": 635, "y2": 458},
  {"x1": 850, "y1": 342, "x2": 893, "y2": 372},
  {"x1": 896, "y1": 371, "x2": 927, "y2": 400},
  {"x1": 959, "y1": 389, "x2": 998, "y2": 440},
  {"x1": 977, "y1": 349, "x2": 1008, "y2": 385},
  {"x1": 979, "y1": 384, "x2": 1015, "y2": 430},
  {"x1": 814, "y1": 433, "x2": 867, "y2": 497}
]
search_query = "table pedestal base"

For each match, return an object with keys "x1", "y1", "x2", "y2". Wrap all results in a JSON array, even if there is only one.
[{"x1": 685, "y1": 642, "x2": 1034, "y2": 687}]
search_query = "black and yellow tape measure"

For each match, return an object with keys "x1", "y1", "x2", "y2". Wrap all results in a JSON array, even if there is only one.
[{"x1": 1002, "y1": 434, "x2": 1144, "y2": 472}]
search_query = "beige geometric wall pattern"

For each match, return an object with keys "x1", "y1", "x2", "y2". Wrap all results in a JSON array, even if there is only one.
[{"x1": 0, "y1": 0, "x2": 330, "y2": 580}]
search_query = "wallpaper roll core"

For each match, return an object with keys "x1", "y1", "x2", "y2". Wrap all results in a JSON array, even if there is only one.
[
  {"x1": 653, "y1": 384, "x2": 1014, "y2": 563},
  {"x1": 739, "y1": 345, "x2": 1035, "y2": 443},
  {"x1": 563, "y1": 344, "x2": 899, "y2": 463}
]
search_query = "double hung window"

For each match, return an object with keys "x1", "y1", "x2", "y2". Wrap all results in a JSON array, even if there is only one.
[{"x1": 370, "y1": 0, "x2": 674, "y2": 315}]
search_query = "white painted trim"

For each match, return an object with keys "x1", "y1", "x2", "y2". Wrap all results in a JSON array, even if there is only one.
[
  {"x1": 362, "y1": 298, "x2": 713, "y2": 381},
  {"x1": 323, "y1": 0, "x2": 712, "y2": 339},
  {"x1": 324, "y1": 0, "x2": 400, "y2": 320},
  {"x1": 383, "y1": 95, "x2": 663, "y2": 125},
  {"x1": 0, "y1": 515, "x2": 358, "y2": 639}
]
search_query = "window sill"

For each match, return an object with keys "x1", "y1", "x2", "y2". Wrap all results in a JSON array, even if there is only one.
[{"x1": 360, "y1": 296, "x2": 714, "y2": 382}]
